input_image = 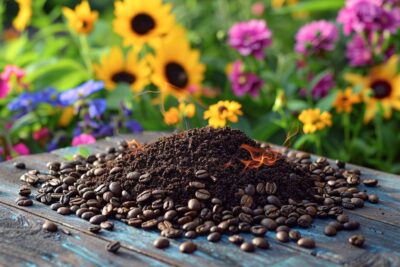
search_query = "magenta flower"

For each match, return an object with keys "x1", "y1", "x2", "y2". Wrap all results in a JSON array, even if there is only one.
[
  {"x1": 228, "y1": 19, "x2": 272, "y2": 60},
  {"x1": 337, "y1": 0, "x2": 400, "y2": 35},
  {"x1": 252, "y1": 2, "x2": 265, "y2": 16},
  {"x1": 0, "y1": 65, "x2": 26, "y2": 99},
  {"x1": 295, "y1": 20, "x2": 338, "y2": 56},
  {"x1": 312, "y1": 73, "x2": 335, "y2": 99},
  {"x1": 0, "y1": 79, "x2": 9, "y2": 99},
  {"x1": 229, "y1": 61, "x2": 264, "y2": 97},
  {"x1": 33, "y1": 127, "x2": 50, "y2": 141},
  {"x1": 13, "y1": 143, "x2": 30, "y2": 156},
  {"x1": 72, "y1": 133, "x2": 96, "y2": 146}
]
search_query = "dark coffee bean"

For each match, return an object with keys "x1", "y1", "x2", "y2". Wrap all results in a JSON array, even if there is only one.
[
  {"x1": 57, "y1": 207, "x2": 71, "y2": 215},
  {"x1": 195, "y1": 189, "x2": 210, "y2": 200},
  {"x1": 337, "y1": 214, "x2": 349, "y2": 223},
  {"x1": 185, "y1": 231, "x2": 197, "y2": 239},
  {"x1": 207, "y1": 232, "x2": 221, "y2": 242},
  {"x1": 63, "y1": 176, "x2": 76, "y2": 185},
  {"x1": 89, "y1": 225, "x2": 101, "y2": 233},
  {"x1": 324, "y1": 225, "x2": 337, "y2": 236},
  {"x1": 256, "y1": 183, "x2": 265, "y2": 194},
  {"x1": 128, "y1": 218, "x2": 143, "y2": 227},
  {"x1": 189, "y1": 181, "x2": 205, "y2": 189},
  {"x1": 43, "y1": 220, "x2": 58, "y2": 232},
  {"x1": 351, "y1": 198, "x2": 364, "y2": 208},
  {"x1": 83, "y1": 191, "x2": 95, "y2": 200},
  {"x1": 109, "y1": 167, "x2": 122, "y2": 174},
  {"x1": 164, "y1": 210, "x2": 177, "y2": 221},
  {"x1": 161, "y1": 228, "x2": 182, "y2": 238},
  {"x1": 90, "y1": 215, "x2": 107, "y2": 225},
  {"x1": 343, "y1": 221, "x2": 360, "y2": 230},
  {"x1": 109, "y1": 182, "x2": 122, "y2": 196},
  {"x1": 179, "y1": 241, "x2": 197, "y2": 254},
  {"x1": 349, "y1": 234, "x2": 365, "y2": 247},
  {"x1": 51, "y1": 203, "x2": 63, "y2": 211},
  {"x1": 19, "y1": 185, "x2": 31, "y2": 196},
  {"x1": 297, "y1": 214, "x2": 312, "y2": 228},
  {"x1": 188, "y1": 199, "x2": 201, "y2": 211},
  {"x1": 328, "y1": 221, "x2": 344, "y2": 231},
  {"x1": 14, "y1": 162, "x2": 26, "y2": 169},
  {"x1": 195, "y1": 169, "x2": 209, "y2": 179},
  {"x1": 240, "y1": 194, "x2": 253, "y2": 207},
  {"x1": 142, "y1": 219, "x2": 158, "y2": 229},
  {"x1": 245, "y1": 184, "x2": 256, "y2": 196},
  {"x1": 229, "y1": 235, "x2": 244, "y2": 245},
  {"x1": 267, "y1": 195, "x2": 281, "y2": 206},
  {"x1": 346, "y1": 175, "x2": 359, "y2": 185},
  {"x1": 261, "y1": 218, "x2": 277, "y2": 230},
  {"x1": 276, "y1": 231, "x2": 289, "y2": 242},
  {"x1": 276, "y1": 225, "x2": 290, "y2": 233},
  {"x1": 362, "y1": 179, "x2": 378, "y2": 187},
  {"x1": 336, "y1": 160, "x2": 345, "y2": 168},
  {"x1": 136, "y1": 190, "x2": 151, "y2": 203},
  {"x1": 297, "y1": 238, "x2": 315, "y2": 249},
  {"x1": 81, "y1": 211, "x2": 96, "y2": 220},
  {"x1": 252, "y1": 237, "x2": 269, "y2": 249},
  {"x1": 289, "y1": 230, "x2": 301, "y2": 241},
  {"x1": 265, "y1": 182, "x2": 277, "y2": 195},
  {"x1": 154, "y1": 238, "x2": 170, "y2": 249},
  {"x1": 240, "y1": 242, "x2": 255, "y2": 252},
  {"x1": 106, "y1": 241, "x2": 120, "y2": 253},
  {"x1": 251, "y1": 225, "x2": 267, "y2": 236},
  {"x1": 368, "y1": 194, "x2": 379, "y2": 203},
  {"x1": 94, "y1": 168, "x2": 105, "y2": 176},
  {"x1": 100, "y1": 221, "x2": 114, "y2": 230},
  {"x1": 126, "y1": 171, "x2": 140, "y2": 179}
]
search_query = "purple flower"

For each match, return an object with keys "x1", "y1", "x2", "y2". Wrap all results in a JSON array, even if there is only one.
[
  {"x1": 311, "y1": 73, "x2": 335, "y2": 99},
  {"x1": 59, "y1": 80, "x2": 104, "y2": 106},
  {"x1": 8, "y1": 92, "x2": 41, "y2": 113},
  {"x1": 125, "y1": 120, "x2": 143, "y2": 133},
  {"x1": 120, "y1": 102, "x2": 133, "y2": 116},
  {"x1": 93, "y1": 124, "x2": 114, "y2": 138},
  {"x1": 295, "y1": 20, "x2": 338, "y2": 56},
  {"x1": 229, "y1": 61, "x2": 264, "y2": 97},
  {"x1": 337, "y1": 0, "x2": 400, "y2": 35},
  {"x1": 88, "y1": 99, "x2": 107, "y2": 118},
  {"x1": 228, "y1": 19, "x2": 272, "y2": 60}
]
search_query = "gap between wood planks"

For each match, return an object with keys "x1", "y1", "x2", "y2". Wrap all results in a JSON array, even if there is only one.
[{"x1": 0, "y1": 200, "x2": 181, "y2": 267}]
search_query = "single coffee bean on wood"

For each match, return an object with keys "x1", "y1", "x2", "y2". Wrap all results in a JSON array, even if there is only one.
[
  {"x1": 106, "y1": 241, "x2": 121, "y2": 253},
  {"x1": 43, "y1": 220, "x2": 58, "y2": 232},
  {"x1": 297, "y1": 238, "x2": 316, "y2": 249},
  {"x1": 240, "y1": 242, "x2": 255, "y2": 252},
  {"x1": 153, "y1": 238, "x2": 170, "y2": 249},
  {"x1": 180, "y1": 241, "x2": 197, "y2": 254},
  {"x1": 252, "y1": 237, "x2": 269, "y2": 249},
  {"x1": 349, "y1": 234, "x2": 365, "y2": 247}
]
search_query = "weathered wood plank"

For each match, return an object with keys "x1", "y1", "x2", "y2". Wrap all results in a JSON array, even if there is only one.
[{"x1": 0, "y1": 202, "x2": 168, "y2": 267}]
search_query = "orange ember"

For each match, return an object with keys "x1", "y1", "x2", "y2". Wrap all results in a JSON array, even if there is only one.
[
  {"x1": 127, "y1": 139, "x2": 143, "y2": 155},
  {"x1": 240, "y1": 144, "x2": 281, "y2": 169}
]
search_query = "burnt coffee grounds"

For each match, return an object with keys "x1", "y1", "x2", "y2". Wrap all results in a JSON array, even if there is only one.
[{"x1": 90, "y1": 127, "x2": 314, "y2": 206}]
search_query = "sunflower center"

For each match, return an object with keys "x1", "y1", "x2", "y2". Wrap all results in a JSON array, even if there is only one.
[
  {"x1": 131, "y1": 13, "x2": 156, "y2": 35},
  {"x1": 111, "y1": 71, "x2": 136, "y2": 85},
  {"x1": 371, "y1": 80, "x2": 392, "y2": 99},
  {"x1": 218, "y1": 106, "x2": 228, "y2": 114},
  {"x1": 165, "y1": 62, "x2": 188, "y2": 89}
]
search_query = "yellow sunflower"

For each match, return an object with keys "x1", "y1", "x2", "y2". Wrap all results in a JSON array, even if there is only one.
[
  {"x1": 345, "y1": 55, "x2": 400, "y2": 122},
  {"x1": 204, "y1": 100, "x2": 243, "y2": 128},
  {"x1": 62, "y1": 1, "x2": 99, "y2": 35},
  {"x1": 13, "y1": 0, "x2": 32, "y2": 31},
  {"x1": 113, "y1": 0, "x2": 176, "y2": 50},
  {"x1": 147, "y1": 34, "x2": 205, "y2": 99},
  {"x1": 94, "y1": 47, "x2": 150, "y2": 92}
]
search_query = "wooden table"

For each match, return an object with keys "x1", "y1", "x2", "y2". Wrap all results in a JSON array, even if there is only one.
[{"x1": 1, "y1": 132, "x2": 400, "y2": 267}]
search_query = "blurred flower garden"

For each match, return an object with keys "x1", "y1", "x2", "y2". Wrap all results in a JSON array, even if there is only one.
[{"x1": 1, "y1": 0, "x2": 400, "y2": 173}]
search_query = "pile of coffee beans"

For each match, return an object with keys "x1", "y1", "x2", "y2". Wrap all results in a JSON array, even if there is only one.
[{"x1": 17, "y1": 127, "x2": 378, "y2": 253}]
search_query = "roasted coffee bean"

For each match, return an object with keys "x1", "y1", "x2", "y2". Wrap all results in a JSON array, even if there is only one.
[
  {"x1": 256, "y1": 183, "x2": 265, "y2": 194},
  {"x1": 179, "y1": 241, "x2": 197, "y2": 254},
  {"x1": 346, "y1": 175, "x2": 359, "y2": 185},
  {"x1": 14, "y1": 162, "x2": 26, "y2": 169},
  {"x1": 245, "y1": 184, "x2": 256, "y2": 196},
  {"x1": 229, "y1": 235, "x2": 244, "y2": 245},
  {"x1": 265, "y1": 182, "x2": 277, "y2": 195},
  {"x1": 343, "y1": 221, "x2": 360, "y2": 230},
  {"x1": 188, "y1": 199, "x2": 201, "y2": 211},
  {"x1": 81, "y1": 211, "x2": 96, "y2": 220},
  {"x1": 126, "y1": 171, "x2": 140, "y2": 179},
  {"x1": 337, "y1": 214, "x2": 349, "y2": 223},
  {"x1": 207, "y1": 232, "x2": 221, "y2": 242},
  {"x1": 161, "y1": 228, "x2": 182, "y2": 239},
  {"x1": 252, "y1": 237, "x2": 269, "y2": 249},
  {"x1": 106, "y1": 241, "x2": 120, "y2": 253},
  {"x1": 349, "y1": 234, "x2": 365, "y2": 247},
  {"x1": 100, "y1": 221, "x2": 114, "y2": 230},
  {"x1": 240, "y1": 242, "x2": 255, "y2": 252},
  {"x1": 289, "y1": 230, "x2": 301, "y2": 241},
  {"x1": 195, "y1": 169, "x2": 209, "y2": 179},
  {"x1": 351, "y1": 198, "x2": 364, "y2": 208},
  {"x1": 16, "y1": 197, "x2": 33, "y2": 206},
  {"x1": 90, "y1": 215, "x2": 107, "y2": 225},
  {"x1": 19, "y1": 185, "x2": 31, "y2": 196},
  {"x1": 43, "y1": 220, "x2": 58, "y2": 232},
  {"x1": 94, "y1": 168, "x2": 105, "y2": 176},
  {"x1": 240, "y1": 195, "x2": 253, "y2": 207},
  {"x1": 189, "y1": 181, "x2": 205, "y2": 189},
  {"x1": 328, "y1": 221, "x2": 344, "y2": 231},
  {"x1": 261, "y1": 218, "x2": 277, "y2": 230},
  {"x1": 164, "y1": 210, "x2": 177, "y2": 221},
  {"x1": 276, "y1": 225, "x2": 290, "y2": 233},
  {"x1": 267, "y1": 195, "x2": 281, "y2": 206},
  {"x1": 297, "y1": 238, "x2": 315, "y2": 249},
  {"x1": 142, "y1": 219, "x2": 158, "y2": 229},
  {"x1": 276, "y1": 231, "x2": 289, "y2": 242},
  {"x1": 250, "y1": 225, "x2": 267, "y2": 236},
  {"x1": 195, "y1": 189, "x2": 210, "y2": 200},
  {"x1": 324, "y1": 225, "x2": 337, "y2": 236},
  {"x1": 368, "y1": 194, "x2": 379, "y2": 203},
  {"x1": 57, "y1": 207, "x2": 71, "y2": 215},
  {"x1": 362, "y1": 179, "x2": 378, "y2": 187},
  {"x1": 109, "y1": 182, "x2": 122, "y2": 196},
  {"x1": 185, "y1": 231, "x2": 197, "y2": 239},
  {"x1": 139, "y1": 173, "x2": 151, "y2": 183},
  {"x1": 136, "y1": 190, "x2": 151, "y2": 203},
  {"x1": 154, "y1": 238, "x2": 170, "y2": 249},
  {"x1": 89, "y1": 225, "x2": 101, "y2": 233},
  {"x1": 297, "y1": 214, "x2": 313, "y2": 228},
  {"x1": 109, "y1": 167, "x2": 122, "y2": 174}
]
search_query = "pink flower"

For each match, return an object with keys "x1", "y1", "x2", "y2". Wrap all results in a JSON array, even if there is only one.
[
  {"x1": 229, "y1": 60, "x2": 264, "y2": 97},
  {"x1": 33, "y1": 127, "x2": 50, "y2": 141},
  {"x1": 228, "y1": 19, "x2": 272, "y2": 60},
  {"x1": 13, "y1": 143, "x2": 30, "y2": 156},
  {"x1": 295, "y1": 20, "x2": 338, "y2": 56},
  {"x1": 0, "y1": 79, "x2": 10, "y2": 99},
  {"x1": 0, "y1": 65, "x2": 26, "y2": 99},
  {"x1": 72, "y1": 134, "x2": 96, "y2": 146},
  {"x1": 252, "y1": 2, "x2": 265, "y2": 16}
]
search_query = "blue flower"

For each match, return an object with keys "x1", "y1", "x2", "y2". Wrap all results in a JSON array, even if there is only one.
[
  {"x1": 41, "y1": 87, "x2": 61, "y2": 106},
  {"x1": 59, "y1": 80, "x2": 104, "y2": 106},
  {"x1": 125, "y1": 120, "x2": 143, "y2": 133},
  {"x1": 8, "y1": 92, "x2": 41, "y2": 113},
  {"x1": 120, "y1": 102, "x2": 133, "y2": 116},
  {"x1": 88, "y1": 99, "x2": 107, "y2": 118}
]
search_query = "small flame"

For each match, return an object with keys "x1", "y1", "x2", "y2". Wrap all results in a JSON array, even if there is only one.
[
  {"x1": 127, "y1": 139, "x2": 143, "y2": 156},
  {"x1": 240, "y1": 144, "x2": 281, "y2": 169}
]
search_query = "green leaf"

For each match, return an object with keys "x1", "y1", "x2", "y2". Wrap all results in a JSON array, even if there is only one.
[
  {"x1": 316, "y1": 92, "x2": 336, "y2": 111},
  {"x1": 293, "y1": 134, "x2": 314, "y2": 149},
  {"x1": 274, "y1": 0, "x2": 344, "y2": 14},
  {"x1": 287, "y1": 100, "x2": 308, "y2": 111},
  {"x1": 106, "y1": 84, "x2": 132, "y2": 110}
]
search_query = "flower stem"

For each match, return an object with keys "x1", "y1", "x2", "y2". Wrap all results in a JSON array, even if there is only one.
[{"x1": 79, "y1": 35, "x2": 93, "y2": 76}]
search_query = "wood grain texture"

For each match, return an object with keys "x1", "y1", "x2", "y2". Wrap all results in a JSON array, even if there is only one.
[{"x1": 1, "y1": 132, "x2": 400, "y2": 267}]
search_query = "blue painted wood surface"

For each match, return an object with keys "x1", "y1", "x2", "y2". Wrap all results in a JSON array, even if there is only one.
[{"x1": 1, "y1": 132, "x2": 400, "y2": 267}]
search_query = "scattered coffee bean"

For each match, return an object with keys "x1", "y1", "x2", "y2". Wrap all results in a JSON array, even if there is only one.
[
  {"x1": 324, "y1": 225, "x2": 337, "y2": 236},
  {"x1": 297, "y1": 238, "x2": 315, "y2": 249},
  {"x1": 90, "y1": 215, "x2": 107, "y2": 225},
  {"x1": 57, "y1": 207, "x2": 71, "y2": 215},
  {"x1": 180, "y1": 241, "x2": 197, "y2": 254},
  {"x1": 289, "y1": 230, "x2": 301, "y2": 241},
  {"x1": 252, "y1": 237, "x2": 269, "y2": 249},
  {"x1": 185, "y1": 231, "x2": 197, "y2": 239},
  {"x1": 276, "y1": 231, "x2": 289, "y2": 242},
  {"x1": 106, "y1": 241, "x2": 121, "y2": 253},
  {"x1": 240, "y1": 242, "x2": 255, "y2": 252},
  {"x1": 349, "y1": 234, "x2": 365, "y2": 247},
  {"x1": 14, "y1": 162, "x2": 26, "y2": 169},
  {"x1": 229, "y1": 235, "x2": 244, "y2": 245},
  {"x1": 18, "y1": 185, "x2": 31, "y2": 196},
  {"x1": 89, "y1": 225, "x2": 101, "y2": 233},
  {"x1": 43, "y1": 220, "x2": 58, "y2": 232},
  {"x1": 154, "y1": 238, "x2": 170, "y2": 249},
  {"x1": 368, "y1": 194, "x2": 379, "y2": 203},
  {"x1": 100, "y1": 221, "x2": 114, "y2": 231},
  {"x1": 362, "y1": 179, "x2": 378, "y2": 187},
  {"x1": 207, "y1": 232, "x2": 221, "y2": 242},
  {"x1": 343, "y1": 221, "x2": 360, "y2": 231}
]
